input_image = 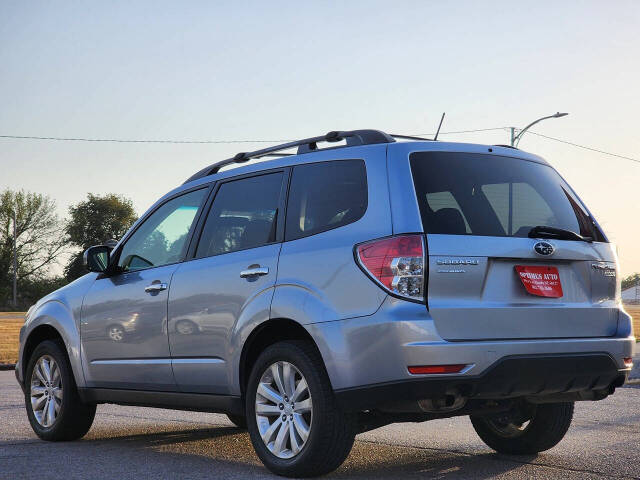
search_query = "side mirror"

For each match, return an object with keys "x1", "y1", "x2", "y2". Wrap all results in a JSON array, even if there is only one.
[
  {"x1": 83, "y1": 245, "x2": 112, "y2": 273},
  {"x1": 120, "y1": 254, "x2": 153, "y2": 271}
]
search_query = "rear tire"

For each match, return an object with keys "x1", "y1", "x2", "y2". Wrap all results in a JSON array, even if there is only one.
[
  {"x1": 246, "y1": 340, "x2": 355, "y2": 477},
  {"x1": 24, "y1": 340, "x2": 96, "y2": 441},
  {"x1": 470, "y1": 402, "x2": 574, "y2": 454}
]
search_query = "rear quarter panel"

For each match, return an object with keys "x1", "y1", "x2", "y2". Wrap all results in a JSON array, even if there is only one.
[{"x1": 271, "y1": 144, "x2": 392, "y2": 325}]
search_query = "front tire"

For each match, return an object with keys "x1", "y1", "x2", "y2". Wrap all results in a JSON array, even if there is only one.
[
  {"x1": 470, "y1": 402, "x2": 574, "y2": 455},
  {"x1": 246, "y1": 340, "x2": 355, "y2": 477},
  {"x1": 25, "y1": 340, "x2": 96, "y2": 441}
]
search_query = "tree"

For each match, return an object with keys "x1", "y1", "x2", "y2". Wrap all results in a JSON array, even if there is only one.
[
  {"x1": 0, "y1": 189, "x2": 66, "y2": 307},
  {"x1": 65, "y1": 193, "x2": 137, "y2": 281},
  {"x1": 622, "y1": 273, "x2": 640, "y2": 291}
]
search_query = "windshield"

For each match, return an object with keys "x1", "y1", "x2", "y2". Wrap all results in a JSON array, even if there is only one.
[{"x1": 410, "y1": 152, "x2": 605, "y2": 241}]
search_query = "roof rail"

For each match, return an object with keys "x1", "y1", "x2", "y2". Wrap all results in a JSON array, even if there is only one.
[{"x1": 183, "y1": 129, "x2": 395, "y2": 184}]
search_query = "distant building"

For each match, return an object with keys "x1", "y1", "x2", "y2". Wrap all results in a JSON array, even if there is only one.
[{"x1": 622, "y1": 283, "x2": 640, "y2": 304}]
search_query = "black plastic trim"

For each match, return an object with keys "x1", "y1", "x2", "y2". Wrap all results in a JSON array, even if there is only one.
[
  {"x1": 78, "y1": 388, "x2": 243, "y2": 415},
  {"x1": 334, "y1": 353, "x2": 627, "y2": 412}
]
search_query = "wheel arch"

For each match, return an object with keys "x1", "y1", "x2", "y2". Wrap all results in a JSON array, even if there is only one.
[
  {"x1": 22, "y1": 324, "x2": 65, "y2": 377},
  {"x1": 238, "y1": 318, "x2": 327, "y2": 398},
  {"x1": 20, "y1": 300, "x2": 85, "y2": 388}
]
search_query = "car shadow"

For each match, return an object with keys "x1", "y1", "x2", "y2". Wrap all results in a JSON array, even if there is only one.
[
  {"x1": 75, "y1": 424, "x2": 538, "y2": 479},
  {"x1": 85, "y1": 425, "x2": 245, "y2": 447}
]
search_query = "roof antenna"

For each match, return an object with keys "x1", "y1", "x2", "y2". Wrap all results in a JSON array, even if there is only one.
[{"x1": 433, "y1": 112, "x2": 445, "y2": 141}]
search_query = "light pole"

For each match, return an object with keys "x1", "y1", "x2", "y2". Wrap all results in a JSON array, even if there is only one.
[
  {"x1": 510, "y1": 112, "x2": 568, "y2": 147},
  {"x1": 12, "y1": 209, "x2": 17, "y2": 308}
]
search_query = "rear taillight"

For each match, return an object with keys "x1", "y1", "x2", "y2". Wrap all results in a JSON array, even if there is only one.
[{"x1": 355, "y1": 234, "x2": 425, "y2": 301}]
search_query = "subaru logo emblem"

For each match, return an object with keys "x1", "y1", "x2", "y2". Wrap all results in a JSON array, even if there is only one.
[{"x1": 534, "y1": 241, "x2": 554, "y2": 256}]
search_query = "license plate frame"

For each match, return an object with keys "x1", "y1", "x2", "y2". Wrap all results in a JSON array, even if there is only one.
[{"x1": 514, "y1": 265, "x2": 563, "y2": 298}]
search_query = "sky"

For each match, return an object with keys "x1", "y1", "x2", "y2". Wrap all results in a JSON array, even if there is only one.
[{"x1": 1, "y1": 1, "x2": 639, "y2": 276}]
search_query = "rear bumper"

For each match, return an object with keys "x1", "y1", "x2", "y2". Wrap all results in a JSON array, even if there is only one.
[
  {"x1": 334, "y1": 353, "x2": 629, "y2": 411},
  {"x1": 306, "y1": 297, "x2": 635, "y2": 404}
]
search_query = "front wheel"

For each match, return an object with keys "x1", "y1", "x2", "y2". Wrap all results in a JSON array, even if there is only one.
[
  {"x1": 25, "y1": 340, "x2": 96, "y2": 441},
  {"x1": 470, "y1": 402, "x2": 574, "y2": 455},
  {"x1": 246, "y1": 340, "x2": 355, "y2": 477}
]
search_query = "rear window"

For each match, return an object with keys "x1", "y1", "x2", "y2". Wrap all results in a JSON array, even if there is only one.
[
  {"x1": 410, "y1": 152, "x2": 605, "y2": 240},
  {"x1": 285, "y1": 159, "x2": 367, "y2": 241}
]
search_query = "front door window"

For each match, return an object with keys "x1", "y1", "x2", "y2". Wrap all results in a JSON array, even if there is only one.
[{"x1": 118, "y1": 189, "x2": 207, "y2": 271}]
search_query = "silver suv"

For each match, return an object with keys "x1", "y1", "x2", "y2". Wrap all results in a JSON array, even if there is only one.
[{"x1": 15, "y1": 130, "x2": 635, "y2": 477}]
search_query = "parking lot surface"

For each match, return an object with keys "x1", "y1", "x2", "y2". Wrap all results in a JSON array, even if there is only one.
[{"x1": 1, "y1": 371, "x2": 639, "y2": 479}]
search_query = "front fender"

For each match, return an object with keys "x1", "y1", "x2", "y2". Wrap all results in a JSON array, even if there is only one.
[{"x1": 19, "y1": 299, "x2": 86, "y2": 388}]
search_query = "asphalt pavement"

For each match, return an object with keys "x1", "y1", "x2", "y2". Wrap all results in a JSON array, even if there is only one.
[{"x1": 1, "y1": 371, "x2": 639, "y2": 479}]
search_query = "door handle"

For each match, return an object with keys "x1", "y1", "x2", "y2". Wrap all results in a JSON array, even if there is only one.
[
  {"x1": 240, "y1": 267, "x2": 269, "y2": 278},
  {"x1": 144, "y1": 282, "x2": 168, "y2": 293}
]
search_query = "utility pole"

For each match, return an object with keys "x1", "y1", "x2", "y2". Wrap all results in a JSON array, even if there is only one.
[
  {"x1": 12, "y1": 209, "x2": 17, "y2": 308},
  {"x1": 510, "y1": 112, "x2": 568, "y2": 147}
]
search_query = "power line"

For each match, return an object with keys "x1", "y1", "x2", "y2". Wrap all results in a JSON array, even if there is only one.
[
  {"x1": 1, "y1": 128, "x2": 638, "y2": 165},
  {"x1": 413, "y1": 127, "x2": 640, "y2": 165},
  {"x1": 0, "y1": 127, "x2": 507, "y2": 144},
  {"x1": 0, "y1": 134, "x2": 288, "y2": 144},
  {"x1": 411, "y1": 127, "x2": 509, "y2": 136},
  {"x1": 525, "y1": 131, "x2": 640, "y2": 165}
]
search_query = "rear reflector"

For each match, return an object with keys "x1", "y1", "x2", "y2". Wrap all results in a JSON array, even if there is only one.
[
  {"x1": 623, "y1": 357, "x2": 633, "y2": 368},
  {"x1": 408, "y1": 364, "x2": 467, "y2": 375},
  {"x1": 355, "y1": 234, "x2": 425, "y2": 301}
]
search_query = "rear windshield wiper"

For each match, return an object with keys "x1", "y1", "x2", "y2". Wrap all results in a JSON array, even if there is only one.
[{"x1": 528, "y1": 225, "x2": 593, "y2": 243}]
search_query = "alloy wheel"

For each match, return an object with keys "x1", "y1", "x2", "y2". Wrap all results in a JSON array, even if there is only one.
[
  {"x1": 30, "y1": 355, "x2": 63, "y2": 428},
  {"x1": 255, "y1": 361, "x2": 312, "y2": 459}
]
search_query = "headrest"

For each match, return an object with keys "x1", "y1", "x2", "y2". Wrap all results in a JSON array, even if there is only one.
[{"x1": 431, "y1": 208, "x2": 467, "y2": 235}]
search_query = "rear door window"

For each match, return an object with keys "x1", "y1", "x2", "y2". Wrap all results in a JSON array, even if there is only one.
[
  {"x1": 285, "y1": 159, "x2": 367, "y2": 241},
  {"x1": 195, "y1": 172, "x2": 284, "y2": 257},
  {"x1": 410, "y1": 152, "x2": 604, "y2": 239}
]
